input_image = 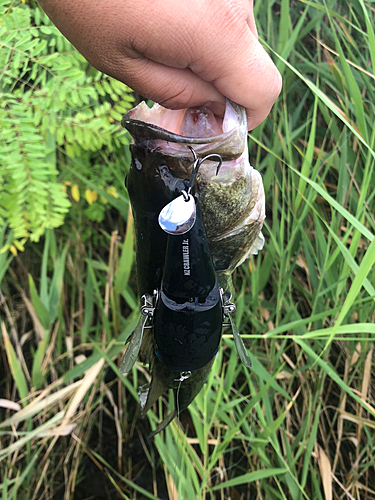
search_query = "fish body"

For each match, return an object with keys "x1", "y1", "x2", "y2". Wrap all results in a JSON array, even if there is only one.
[{"x1": 120, "y1": 100, "x2": 265, "y2": 433}]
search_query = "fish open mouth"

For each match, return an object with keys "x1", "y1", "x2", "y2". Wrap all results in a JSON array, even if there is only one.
[
  {"x1": 122, "y1": 99, "x2": 247, "y2": 160},
  {"x1": 124, "y1": 103, "x2": 226, "y2": 137}
]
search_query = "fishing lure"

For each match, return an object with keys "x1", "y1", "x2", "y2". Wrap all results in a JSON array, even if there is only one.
[
  {"x1": 120, "y1": 149, "x2": 250, "y2": 378},
  {"x1": 119, "y1": 99, "x2": 265, "y2": 433}
]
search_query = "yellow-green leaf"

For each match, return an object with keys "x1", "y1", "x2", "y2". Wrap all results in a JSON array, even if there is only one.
[
  {"x1": 85, "y1": 189, "x2": 98, "y2": 205},
  {"x1": 71, "y1": 184, "x2": 80, "y2": 202},
  {"x1": 106, "y1": 186, "x2": 119, "y2": 199}
]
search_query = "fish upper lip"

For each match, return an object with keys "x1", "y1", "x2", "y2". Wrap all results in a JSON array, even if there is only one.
[
  {"x1": 122, "y1": 117, "x2": 236, "y2": 144},
  {"x1": 122, "y1": 99, "x2": 248, "y2": 161}
]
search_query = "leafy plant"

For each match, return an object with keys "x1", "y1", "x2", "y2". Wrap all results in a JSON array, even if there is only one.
[{"x1": 0, "y1": 0, "x2": 134, "y2": 249}]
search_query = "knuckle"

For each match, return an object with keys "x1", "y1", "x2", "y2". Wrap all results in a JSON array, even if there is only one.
[
  {"x1": 209, "y1": 0, "x2": 248, "y2": 27},
  {"x1": 251, "y1": 47, "x2": 282, "y2": 105},
  {"x1": 158, "y1": 82, "x2": 195, "y2": 110},
  {"x1": 269, "y1": 67, "x2": 282, "y2": 102}
]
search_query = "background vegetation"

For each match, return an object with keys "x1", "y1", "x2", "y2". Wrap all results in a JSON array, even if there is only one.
[{"x1": 0, "y1": 0, "x2": 374, "y2": 499}]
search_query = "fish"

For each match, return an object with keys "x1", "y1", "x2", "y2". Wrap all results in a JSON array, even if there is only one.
[{"x1": 119, "y1": 99, "x2": 265, "y2": 435}]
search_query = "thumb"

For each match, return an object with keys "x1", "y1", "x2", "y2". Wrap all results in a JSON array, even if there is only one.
[{"x1": 191, "y1": 19, "x2": 282, "y2": 129}]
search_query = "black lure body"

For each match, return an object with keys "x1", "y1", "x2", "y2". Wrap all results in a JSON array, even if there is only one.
[
  {"x1": 120, "y1": 149, "x2": 251, "y2": 377},
  {"x1": 154, "y1": 202, "x2": 222, "y2": 372}
]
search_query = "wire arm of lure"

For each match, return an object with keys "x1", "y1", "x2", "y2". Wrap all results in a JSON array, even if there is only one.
[{"x1": 222, "y1": 292, "x2": 252, "y2": 368}]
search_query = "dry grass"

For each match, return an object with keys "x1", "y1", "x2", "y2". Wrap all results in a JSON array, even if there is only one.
[{"x1": 1, "y1": 0, "x2": 375, "y2": 498}]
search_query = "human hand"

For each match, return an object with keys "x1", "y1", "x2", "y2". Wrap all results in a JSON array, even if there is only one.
[{"x1": 38, "y1": 0, "x2": 281, "y2": 130}]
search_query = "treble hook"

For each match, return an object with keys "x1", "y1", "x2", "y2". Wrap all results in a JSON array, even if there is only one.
[
  {"x1": 186, "y1": 146, "x2": 222, "y2": 195},
  {"x1": 158, "y1": 147, "x2": 221, "y2": 234}
]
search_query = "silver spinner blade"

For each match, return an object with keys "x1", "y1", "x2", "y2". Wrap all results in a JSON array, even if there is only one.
[
  {"x1": 119, "y1": 314, "x2": 148, "y2": 374},
  {"x1": 158, "y1": 192, "x2": 196, "y2": 235}
]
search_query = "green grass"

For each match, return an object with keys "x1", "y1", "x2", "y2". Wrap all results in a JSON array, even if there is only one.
[{"x1": 1, "y1": 0, "x2": 375, "y2": 499}]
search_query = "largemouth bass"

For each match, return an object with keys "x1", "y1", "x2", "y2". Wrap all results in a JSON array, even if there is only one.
[{"x1": 120, "y1": 99, "x2": 265, "y2": 435}]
